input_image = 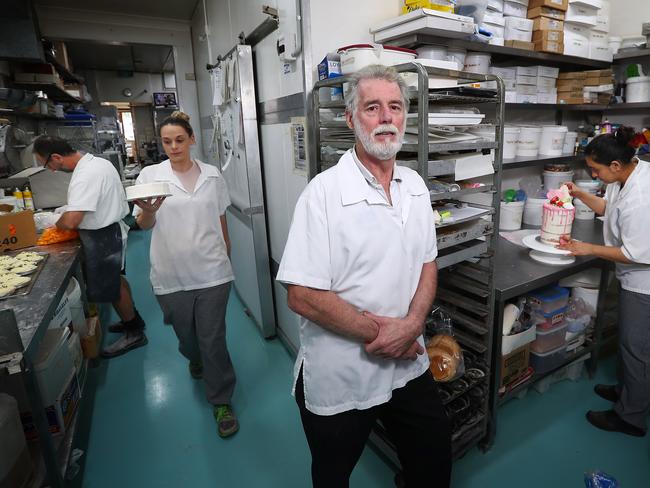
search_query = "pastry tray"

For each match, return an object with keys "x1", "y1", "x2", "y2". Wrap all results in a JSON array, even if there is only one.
[{"x1": 0, "y1": 251, "x2": 49, "y2": 300}]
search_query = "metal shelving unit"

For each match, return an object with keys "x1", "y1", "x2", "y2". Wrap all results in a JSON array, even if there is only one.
[
  {"x1": 310, "y1": 62, "x2": 505, "y2": 461},
  {"x1": 502, "y1": 153, "x2": 582, "y2": 170},
  {"x1": 12, "y1": 82, "x2": 81, "y2": 104},
  {"x1": 385, "y1": 34, "x2": 610, "y2": 69}
]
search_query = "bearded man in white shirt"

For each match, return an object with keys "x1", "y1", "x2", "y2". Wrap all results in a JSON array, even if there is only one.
[{"x1": 277, "y1": 65, "x2": 452, "y2": 487}]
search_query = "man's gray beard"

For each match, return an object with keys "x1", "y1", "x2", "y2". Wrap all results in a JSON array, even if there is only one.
[{"x1": 354, "y1": 121, "x2": 404, "y2": 161}]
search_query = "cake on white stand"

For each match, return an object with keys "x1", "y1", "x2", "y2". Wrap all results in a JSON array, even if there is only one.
[{"x1": 125, "y1": 182, "x2": 172, "y2": 202}]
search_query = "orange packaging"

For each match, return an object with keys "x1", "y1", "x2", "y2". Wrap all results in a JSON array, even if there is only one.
[{"x1": 36, "y1": 227, "x2": 79, "y2": 246}]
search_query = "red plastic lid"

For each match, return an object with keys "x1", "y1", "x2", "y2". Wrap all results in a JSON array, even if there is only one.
[{"x1": 337, "y1": 44, "x2": 417, "y2": 55}]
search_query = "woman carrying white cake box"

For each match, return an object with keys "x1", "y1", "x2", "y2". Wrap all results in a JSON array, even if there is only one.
[
  {"x1": 132, "y1": 111, "x2": 239, "y2": 438},
  {"x1": 559, "y1": 127, "x2": 650, "y2": 438}
]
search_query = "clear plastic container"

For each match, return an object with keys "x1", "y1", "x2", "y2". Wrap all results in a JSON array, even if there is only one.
[
  {"x1": 530, "y1": 322, "x2": 568, "y2": 354},
  {"x1": 528, "y1": 286, "x2": 570, "y2": 314},
  {"x1": 530, "y1": 345, "x2": 567, "y2": 375},
  {"x1": 531, "y1": 306, "x2": 567, "y2": 330}
]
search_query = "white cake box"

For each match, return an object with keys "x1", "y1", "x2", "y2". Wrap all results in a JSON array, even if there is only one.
[
  {"x1": 565, "y1": 23, "x2": 590, "y2": 42},
  {"x1": 565, "y1": 3, "x2": 598, "y2": 27},
  {"x1": 503, "y1": 0, "x2": 527, "y2": 18},
  {"x1": 490, "y1": 66, "x2": 516, "y2": 79},
  {"x1": 564, "y1": 38, "x2": 589, "y2": 58},
  {"x1": 516, "y1": 65, "x2": 538, "y2": 76},
  {"x1": 505, "y1": 17, "x2": 534, "y2": 42},
  {"x1": 589, "y1": 42, "x2": 612, "y2": 61},
  {"x1": 370, "y1": 9, "x2": 475, "y2": 44}
]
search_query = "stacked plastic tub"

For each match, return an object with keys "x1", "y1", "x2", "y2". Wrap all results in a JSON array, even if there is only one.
[{"x1": 528, "y1": 286, "x2": 570, "y2": 375}]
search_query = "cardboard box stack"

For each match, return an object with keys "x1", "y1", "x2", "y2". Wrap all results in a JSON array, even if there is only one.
[
  {"x1": 557, "y1": 68, "x2": 613, "y2": 104},
  {"x1": 527, "y1": 0, "x2": 567, "y2": 54},
  {"x1": 499, "y1": 0, "x2": 534, "y2": 50},
  {"x1": 563, "y1": 0, "x2": 612, "y2": 61},
  {"x1": 491, "y1": 65, "x2": 559, "y2": 104}
]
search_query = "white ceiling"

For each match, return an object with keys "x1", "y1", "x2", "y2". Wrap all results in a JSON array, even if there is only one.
[{"x1": 33, "y1": 0, "x2": 200, "y2": 21}]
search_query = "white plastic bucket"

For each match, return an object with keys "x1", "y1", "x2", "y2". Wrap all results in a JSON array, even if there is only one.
[
  {"x1": 516, "y1": 126, "x2": 543, "y2": 157},
  {"x1": 338, "y1": 44, "x2": 417, "y2": 74},
  {"x1": 572, "y1": 286, "x2": 599, "y2": 317},
  {"x1": 503, "y1": 126, "x2": 520, "y2": 159},
  {"x1": 523, "y1": 197, "x2": 547, "y2": 226},
  {"x1": 539, "y1": 126, "x2": 569, "y2": 156},
  {"x1": 463, "y1": 52, "x2": 491, "y2": 75},
  {"x1": 416, "y1": 45, "x2": 448, "y2": 60},
  {"x1": 500, "y1": 201, "x2": 525, "y2": 231},
  {"x1": 609, "y1": 36, "x2": 622, "y2": 54},
  {"x1": 575, "y1": 198, "x2": 595, "y2": 220},
  {"x1": 563, "y1": 131, "x2": 578, "y2": 155},
  {"x1": 543, "y1": 170, "x2": 574, "y2": 191},
  {"x1": 626, "y1": 76, "x2": 650, "y2": 103},
  {"x1": 575, "y1": 179, "x2": 600, "y2": 194},
  {"x1": 447, "y1": 47, "x2": 467, "y2": 70}
]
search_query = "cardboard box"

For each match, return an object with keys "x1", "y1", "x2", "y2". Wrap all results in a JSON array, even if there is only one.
[
  {"x1": 584, "y1": 77, "x2": 600, "y2": 86},
  {"x1": 516, "y1": 65, "x2": 539, "y2": 76},
  {"x1": 505, "y1": 40, "x2": 535, "y2": 51},
  {"x1": 538, "y1": 66, "x2": 560, "y2": 78},
  {"x1": 527, "y1": 6, "x2": 565, "y2": 20},
  {"x1": 516, "y1": 84, "x2": 538, "y2": 95},
  {"x1": 81, "y1": 316, "x2": 102, "y2": 359},
  {"x1": 532, "y1": 16, "x2": 564, "y2": 31},
  {"x1": 516, "y1": 74, "x2": 538, "y2": 85},
  {"x1": 516, "y1": 94, "x2": 538, "y2": 103},
  {"x1": 52, "y1": 40, "x2": 73, "y2": 72},
  {"x1": 558, "y1": 96, "x2": 588, "y2": 104},
  {"x1": 535, "y1": 39, "x2": 564, "y2": 54},
  {"x1": 0, "y1": 211, "x2": 37, "y2": 252},
  {"x1": 558, "y1": 71, "x2": 587, "y2": 80},
  {"x1": 557, "y1": 79, "x2": 584, "y2": 91},
  {"x1": 527, "y1": 0, "x2": 568, "y2": 11},
  {"x1": 500, "y1": 345, "x2": 530, "y2": 387},
  {"x1": 538, "y1": 92, "x2": 558, "y2": 104},
  {"x1": 490, "y1": 66, "x2": 517, "y2": 80},
  {"x1": 533, "y1": 29, "x2": 564, "y2": 43},
  {"x1": 537, "y1": 76, "x2": 558, "y2": 91}
]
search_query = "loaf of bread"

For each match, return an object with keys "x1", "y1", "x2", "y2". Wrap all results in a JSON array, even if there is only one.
[{"x1": 426, "y1": 334, "x2": 462, "y2": 382}]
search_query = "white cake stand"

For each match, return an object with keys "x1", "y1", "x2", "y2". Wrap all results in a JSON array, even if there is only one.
[{"x1": 521, "y1": 233, "x2": 576, "y2": 265}]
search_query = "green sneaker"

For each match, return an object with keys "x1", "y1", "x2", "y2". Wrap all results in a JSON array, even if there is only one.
[
  {"x1": 213, "y1": 405, "x2": 239, "y2": 438},
  {"x1": 189, "y1": 361, "x2": 203, "y2": 379}
]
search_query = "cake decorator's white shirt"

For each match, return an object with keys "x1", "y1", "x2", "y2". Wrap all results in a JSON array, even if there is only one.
[
  {"x1": 133, "y1": 159, "x2": 233, "y2": 295},
  {"x1": 603, "y1": 159, "x2": 650, "y2": 294},
  {"x1": 277, "y1": 149, "x2": 438, "y2": 416}
]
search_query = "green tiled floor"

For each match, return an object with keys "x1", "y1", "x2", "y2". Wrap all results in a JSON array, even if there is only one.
[{"x1": 70, "y1": 230, "x2": 649, "y2": 487}]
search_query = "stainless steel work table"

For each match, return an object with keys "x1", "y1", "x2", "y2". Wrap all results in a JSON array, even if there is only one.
[
  {"x1": 484, "y1": 219, "x2": 613, "y2": 449},
  {"x1": 0, "y1": 241, "x2": 84, "y2": 488}
]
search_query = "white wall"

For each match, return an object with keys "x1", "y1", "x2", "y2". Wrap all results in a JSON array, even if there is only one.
[
  {"x1": 609, "y1": 0, "x2": 649, "y2": 38},
  {"x1": 36, "y1": 6, "x2": 204, "y2": 160}
]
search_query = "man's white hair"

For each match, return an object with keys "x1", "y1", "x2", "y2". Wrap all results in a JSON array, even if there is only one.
[{"x1": 344, "y1": 64, "x2": 410, "y2": 117}]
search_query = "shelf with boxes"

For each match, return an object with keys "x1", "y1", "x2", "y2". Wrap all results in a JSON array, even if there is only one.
[{"x1": 311, "y1": 62, "x2": 505, "y2": 460}]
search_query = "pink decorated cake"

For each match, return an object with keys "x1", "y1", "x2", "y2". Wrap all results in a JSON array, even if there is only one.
[{"x1": 540, "y1": 185, "x2": 575, "y2": 245}]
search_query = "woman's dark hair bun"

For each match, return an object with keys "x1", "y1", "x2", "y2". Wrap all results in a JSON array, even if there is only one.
[{"x1": 614, "y1": 126, "x2": 635, "y2": 146}]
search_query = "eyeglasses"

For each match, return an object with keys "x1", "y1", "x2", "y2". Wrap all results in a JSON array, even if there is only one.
[{"x1": 43, "y1": 153, "x2": 52, "y2": 169}]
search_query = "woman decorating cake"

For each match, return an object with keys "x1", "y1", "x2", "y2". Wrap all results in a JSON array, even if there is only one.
[
  {"x1": 558, "y1": 127, "x2": 650, "y2": 437},
  {"x1": 133, "y1": 111, "x2": 240, "y2": 438}
]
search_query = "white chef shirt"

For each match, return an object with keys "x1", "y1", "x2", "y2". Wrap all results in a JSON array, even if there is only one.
[
  {"x1": 133, "y1": 159, "x2": 233, "y2": 295},
  {"x1": 603, "y1": 159, "x2": 650, "y2": 294},
  {"x1": 67, "y1": 153, "x2": 129, "y2": 230},
  {"x1": 276, "y1": 149, "x2": 438, "y2": 416}
]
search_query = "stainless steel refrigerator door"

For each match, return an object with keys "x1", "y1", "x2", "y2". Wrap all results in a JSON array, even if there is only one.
[{"x1": 216, "y1": 45, "x2": 275, "y2": 338}]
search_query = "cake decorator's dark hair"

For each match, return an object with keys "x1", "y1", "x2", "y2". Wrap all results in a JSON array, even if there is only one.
[
  {"x1": 585, "y1": 126, "x2": 636, "y2": 166},
  {"x1": 159, "y1": 110, "x2": 194, "y2": 137}
]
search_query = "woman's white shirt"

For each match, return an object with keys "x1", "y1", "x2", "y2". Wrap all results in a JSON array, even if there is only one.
[
  {"x1": 603, "y1": 159, "x2": 650, "y2": 294},
  {"x1": 134, "y1": 159, "x2": 233, "y2": 295}
]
